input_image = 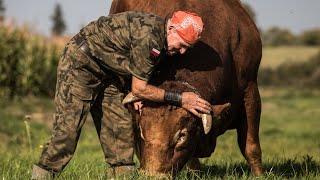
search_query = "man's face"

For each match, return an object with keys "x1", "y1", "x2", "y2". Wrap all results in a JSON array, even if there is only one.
[{"x1": 166, "y1": 29, "x2": 191, "y2": 56}]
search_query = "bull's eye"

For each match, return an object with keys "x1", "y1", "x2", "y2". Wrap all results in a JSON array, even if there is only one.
[{"x1": 177, "y1": 135, "x2": 186, "y2": 143}]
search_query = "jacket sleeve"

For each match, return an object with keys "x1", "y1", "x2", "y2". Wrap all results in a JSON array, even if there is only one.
[{"x1": 128, "y1": 31, "x2": 162, "y2": 82}]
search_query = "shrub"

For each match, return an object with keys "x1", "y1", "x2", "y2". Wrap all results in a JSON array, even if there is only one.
[
  {"x1": 259, "y1": 50, "x2": 320, "y2": 87},
  {"x1": 299, "y1": 29, "x2": 320, "y2": 46},
  {"x1": 262, "y1": 27, "x2": 297, "y2": 46}
]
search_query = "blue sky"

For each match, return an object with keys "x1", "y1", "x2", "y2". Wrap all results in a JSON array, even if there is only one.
[{"x1": 4, "y1": 0, "x2": 320, "y2": 36}]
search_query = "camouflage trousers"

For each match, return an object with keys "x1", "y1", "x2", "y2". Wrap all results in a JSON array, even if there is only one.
[{"x1": 36, "y1": 35, "x2": 134, "y2": 173}]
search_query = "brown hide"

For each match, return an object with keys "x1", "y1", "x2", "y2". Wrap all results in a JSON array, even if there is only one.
[{"x1": 110, "y1": 0, "x2": 263, "y2": 176}]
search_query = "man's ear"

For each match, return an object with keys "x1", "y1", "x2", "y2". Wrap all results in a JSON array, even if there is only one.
[{"x1": 211, "y1": 103, "x2": 231, "y2": 119}]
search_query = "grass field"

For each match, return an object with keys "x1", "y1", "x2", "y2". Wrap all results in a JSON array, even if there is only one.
[
  {"x1": 261, "y1": 46, "x2": 320, "y2": 69},
  {"x1": 1, "y1": 86, "x2": 319, "y2": 179}
]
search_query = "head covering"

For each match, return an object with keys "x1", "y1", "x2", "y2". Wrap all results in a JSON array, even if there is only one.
[{"x1": 170, "y1": 11, "x2": 204, "y2": 44}]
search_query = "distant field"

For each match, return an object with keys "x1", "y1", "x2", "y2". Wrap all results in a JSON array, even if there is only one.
[
  {"x1": 261, "y1": 46, "x2": 320, "y2": 69},
  {"x1": 1, "y1": 87, "x2": 319, "y2": 179}
]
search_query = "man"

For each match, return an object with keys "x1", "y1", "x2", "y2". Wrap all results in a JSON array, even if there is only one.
[{"x1": 32, "y1": 10, "x2": 211, "y2": 179}]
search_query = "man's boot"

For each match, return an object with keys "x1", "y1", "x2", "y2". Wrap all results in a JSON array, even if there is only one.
[
  {"x1": 106, "y1": 165, "x2": 135, "y2": 179},
  {"x1": 31, "y1": 164, "x2": 54, "y2": 180}
]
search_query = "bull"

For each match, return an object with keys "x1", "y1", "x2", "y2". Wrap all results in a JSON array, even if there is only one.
[{"x1": 110, "y1": 0, "x2": 263, "y2": 176}]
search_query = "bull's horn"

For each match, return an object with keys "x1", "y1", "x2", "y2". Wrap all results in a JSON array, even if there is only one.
[
  {"x1": 122, "y1": 92, "x2": 142, "y2": 105},
  {"x1": 201, "y1": 114, "x2": 212, "y2": 134},
  {"x1": 139, "y1": 125, "x2": 145, "y2": 141}
]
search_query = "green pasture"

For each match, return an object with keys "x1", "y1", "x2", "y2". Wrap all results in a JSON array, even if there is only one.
[
  {"x1": 261, "y1": 46, "x2": 320, "y2": 69},
  {"x1": 0, "y1": 87, "x2": 319, "y2": 179}
]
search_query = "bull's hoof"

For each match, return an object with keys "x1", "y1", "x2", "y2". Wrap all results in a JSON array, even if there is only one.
[{"x1": 252, "y1": 166, "x2": 264, "y2": 176}]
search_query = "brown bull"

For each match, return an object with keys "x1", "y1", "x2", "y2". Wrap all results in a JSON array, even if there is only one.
[{"x1": 110, "y1": 0, "x2": 263, "y2": 176}]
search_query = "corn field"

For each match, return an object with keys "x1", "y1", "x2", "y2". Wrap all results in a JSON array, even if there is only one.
[{"x1": 0, "y1": 25, "x2": 65, "y2": 99}]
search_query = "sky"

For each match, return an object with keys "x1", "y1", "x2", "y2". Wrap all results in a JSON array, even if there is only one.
[{"x1": 3, "y1": 0, "x2": 320, "y2": 36}]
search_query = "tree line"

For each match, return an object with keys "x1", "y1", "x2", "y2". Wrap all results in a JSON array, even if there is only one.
[
  {"x1": 242, "y1": 2, "x2": 320, "y2": 46},
  {"x1": 0, "y1": 0, "x2": 66, "y2": 36},
  {"x1": 262, "y1": 27, "x2": 320, "y2": 46},
  {"x1": 1, "y1": 1, "x2": 320, "y2": 46}
]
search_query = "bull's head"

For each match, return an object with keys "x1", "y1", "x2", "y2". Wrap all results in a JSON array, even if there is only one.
[
  {"x1": 123, "y1": 91, "x2": 231, "y2": 176},
  {"x1": 123, "y1": 92, "x2": 215, "y2": 135}
]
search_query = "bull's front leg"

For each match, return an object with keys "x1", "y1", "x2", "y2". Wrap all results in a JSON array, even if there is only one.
[{"x1": 237, "y1": 81, "x2": 263, "y2": 175}]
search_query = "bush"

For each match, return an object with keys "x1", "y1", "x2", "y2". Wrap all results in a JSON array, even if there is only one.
[
  {"x1": 262, "y1": 27, "x2": 297, "y2": 46},
  {"x1": 298, "y1": 29, "x2": 320, "y2": 46},
  {"x1": 0, "y1": 25, "x2": 63, "y2": 99},
  {"x1": 262, "y1": 27, "x2": 320, "y2": 47},
  {"x1": 259, "y1": 50, "x2": 320, "y2": 87}
]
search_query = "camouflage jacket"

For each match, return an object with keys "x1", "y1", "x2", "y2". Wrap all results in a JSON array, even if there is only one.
[{"x1": 80, "y1": 11, "x2": 166, "y2": 81}]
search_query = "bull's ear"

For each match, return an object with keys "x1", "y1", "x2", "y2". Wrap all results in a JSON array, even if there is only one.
[
  {"x1": 122, "y1": 92, "x2": 142, "y2": 105},
  {"x1": 211, "y1": 103, "x2": 231, "y2": 118}
]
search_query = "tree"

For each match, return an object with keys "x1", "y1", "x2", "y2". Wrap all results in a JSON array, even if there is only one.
[
  {"x1": 262, "y1": 27, "x2": 296, "y2": 46},
  {"x1": 0, "y1": 0, "x2": 5, "y2": 22},
  {"x1": 51, "y1": 3, "x2": 66, "y2": 36},
  {"x1": 299, "y1": 29, "x2": 320, "y2": 46},
  {"x1": 242, "y1": 2, "x2": 256, "y2": 23}
]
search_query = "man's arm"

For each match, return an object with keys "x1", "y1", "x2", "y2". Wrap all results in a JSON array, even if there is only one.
[
  {"x1": 131, "y1": 76, "x2": 165, "y2": 102},
  {"x1": 131, "y1": 76, "x2": 211, "y2": 117}
]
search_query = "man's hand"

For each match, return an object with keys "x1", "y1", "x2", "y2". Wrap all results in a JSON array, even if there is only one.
[
  {"x1": 181, "y1": 92, "x2": 211, "y2": 118},
  {"x1": 133, "y1": 101, "x2": 143, "y2": 115}
]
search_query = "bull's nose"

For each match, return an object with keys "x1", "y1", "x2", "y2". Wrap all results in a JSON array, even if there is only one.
[
  {"x1": 140, "y1": 144, "x2": 173, "y2": 174},
  {"x1": 141, "y1": 155, "x2": 169, "y2": 172},
  {"x1": 139, "y1": 169, "x2": 172, "y2": 179}
]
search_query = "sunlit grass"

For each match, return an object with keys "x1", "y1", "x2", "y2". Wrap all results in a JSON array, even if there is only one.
[
  {"x1": 0, "y1": 87, "x2": 319, "y2": 179},
  {"x1": 261, "y1": 46, "x2": 320, "y2": 69}
]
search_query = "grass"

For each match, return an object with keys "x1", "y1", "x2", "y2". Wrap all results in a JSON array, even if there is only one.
[
  {"x1": 0, "y1": 87, "x2": 319, "y2": 179},
  {"x1": 261, "y1": 46, "x2": 320, "y2": 69}
]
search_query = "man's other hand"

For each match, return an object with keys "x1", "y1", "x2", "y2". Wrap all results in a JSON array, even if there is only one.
[
  {"x1": 181, "y1": 92, "x2": 211, "y2": 118},
  {"x1": 134, "y1": 101, "x2": 143, "y2": 115}
]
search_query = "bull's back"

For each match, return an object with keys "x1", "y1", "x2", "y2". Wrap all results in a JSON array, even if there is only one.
[{"x1": 109, "y1": 0, "x2": 261, "y2": 102}]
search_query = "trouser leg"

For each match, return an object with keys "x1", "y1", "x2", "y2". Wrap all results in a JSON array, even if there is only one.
[
  {"x1": 91, "y1": 81, "x2": 135, "y2": 166},
  {"x1": 33, "y1": 38, "x2": 100, "y2": 176},
  {"x1": 90, "y1": 80, "x2": 135, "y2": 177},
  {"x1": 36, "y1": 80, "x2": 93, "y2": 174}
]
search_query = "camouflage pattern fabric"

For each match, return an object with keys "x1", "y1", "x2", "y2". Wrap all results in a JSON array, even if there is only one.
[
  {"x1": 81, "y1": 11, "x2": 166, "y2": 81},
  {"x1": 35, "y1": 11, "x2": 166, "y2": 174},
  {"x1": 37, "y1": 35, "x2": 134, "y2": 173}
]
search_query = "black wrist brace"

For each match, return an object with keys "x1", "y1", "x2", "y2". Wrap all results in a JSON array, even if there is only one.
[{"x1": 164, "y1": 91, "x2": 182, "y2": 107}]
